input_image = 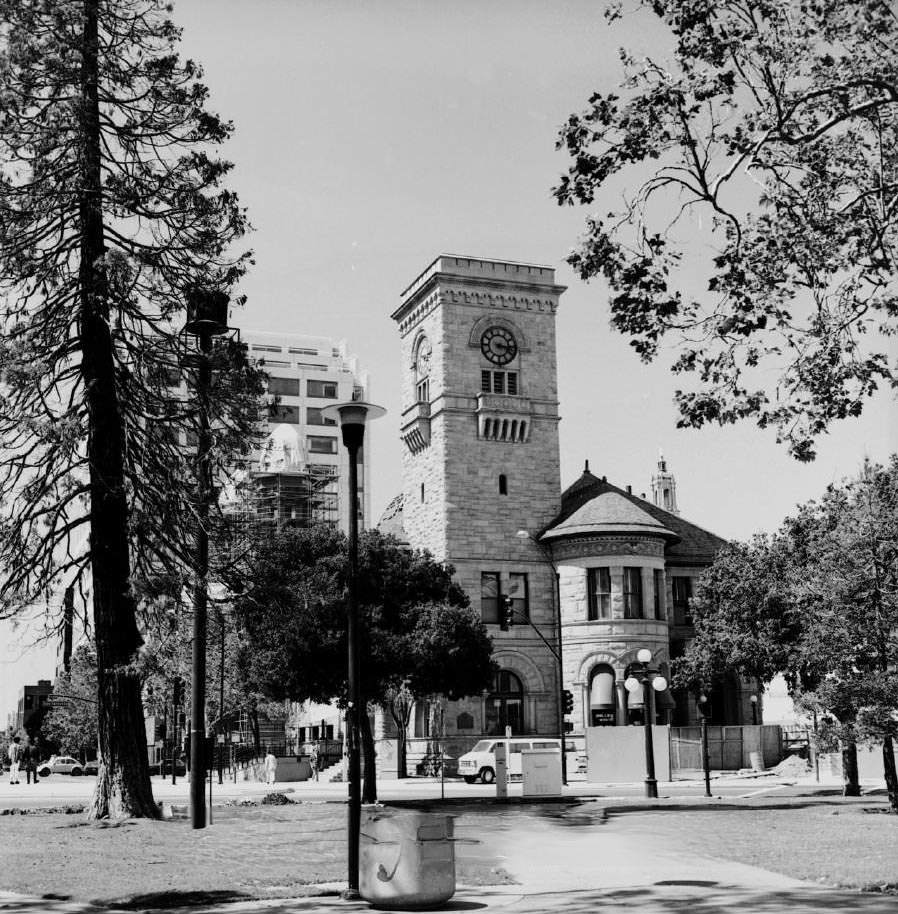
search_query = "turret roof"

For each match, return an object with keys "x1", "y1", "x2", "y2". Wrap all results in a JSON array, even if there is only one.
[{"x1": 542, "y1": 469, "x2": 727, "y2": 565}]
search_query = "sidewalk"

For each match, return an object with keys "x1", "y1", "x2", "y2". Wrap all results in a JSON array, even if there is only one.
[{"x1": 2, "y1": 765, "x2": 866, "y2": 811}]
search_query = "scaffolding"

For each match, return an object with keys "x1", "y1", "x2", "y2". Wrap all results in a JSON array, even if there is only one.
[{"x1": 224, "y1": 464, "x2": 340, "y2": 532}]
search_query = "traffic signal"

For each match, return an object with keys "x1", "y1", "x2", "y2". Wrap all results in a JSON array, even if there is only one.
[
  {"x1": 500, "y1": 595, "x2": 514, "y2": 631},
  {"x1": 562, "y1": 689, "x2": 574, "y2": 716}
]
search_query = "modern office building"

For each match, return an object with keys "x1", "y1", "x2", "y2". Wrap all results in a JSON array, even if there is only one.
[
  {"x1": 15, "y1": 680, "x2": 53, "y2": 736},
  {"x1": 223, "y1": 331, "x2": 371, "y2": 533}
]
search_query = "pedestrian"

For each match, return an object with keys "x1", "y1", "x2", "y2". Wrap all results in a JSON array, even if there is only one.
[
  {"x1": 7, "y1": 736, "x2": 22, "y2": 784},
  {"x1": 309, "y1": 743, "x2": 319, "y2": 782},
  {"x1": 264, "y1": 749, "x2": 278, "y2": 785},
  {"x1": 23, "y1": 738, "x2": 39, "y2": 785}
]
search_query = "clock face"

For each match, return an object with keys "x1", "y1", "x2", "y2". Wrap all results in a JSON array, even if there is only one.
[
  {"x1": 416, "y1": 338, "x2": 432, "y2": 376},
  {"x1": 480, "y1": 326, "x2": 517, "y2": 366}
]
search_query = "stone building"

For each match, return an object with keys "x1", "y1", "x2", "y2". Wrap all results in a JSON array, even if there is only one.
[{"x1": 382, "y1": 254, "x2": 750, "y2": 754}]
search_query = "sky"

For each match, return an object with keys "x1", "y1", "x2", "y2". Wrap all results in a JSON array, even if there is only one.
[{"x1": 2, "y1": 0, "x2": 896, "y2": 720}]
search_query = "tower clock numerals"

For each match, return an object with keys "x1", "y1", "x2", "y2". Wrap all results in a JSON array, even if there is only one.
[
  {"x1": 480, "y1": 326, "x2": 517, "y2": 366},
  {"x1": 416, "y1": 338, "x2": 432, "y2": 376}
]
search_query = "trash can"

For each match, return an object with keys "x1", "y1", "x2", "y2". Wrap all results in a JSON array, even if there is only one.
[{"x1": 359, "y1": 807, "x2": 455, "y2": 909}]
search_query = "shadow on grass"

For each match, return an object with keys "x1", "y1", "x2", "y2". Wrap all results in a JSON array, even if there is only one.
[
  {"x1": 603, "y1": 798, "x2": 890, "y2": 817},
  {"x1": 99, "y1": 889, "x2": 252, "y2": 909},
  {"x1": 509, "y1": 885, "x2": 898, "y2": 913}
]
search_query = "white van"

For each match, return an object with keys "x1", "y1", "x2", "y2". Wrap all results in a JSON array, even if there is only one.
[{"x1": 457, "y1": 737, "x2": 561, "y2": 784}]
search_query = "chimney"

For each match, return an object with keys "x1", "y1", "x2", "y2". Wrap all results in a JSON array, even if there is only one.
[{"x1": 626, "y1": 485, "x2": 632, "y2": 494}]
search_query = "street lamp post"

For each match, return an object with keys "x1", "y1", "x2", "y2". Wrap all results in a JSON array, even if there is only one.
[
  {"x1": 750, "y1": 693, "x2": 759, "y2": 726},
  {"x1": 624, "y1": 648, "x2": 668, "y2": 799},
  {"x1": 184, "y1": 288, "x2": 229, "y2": 830},
  {"x1": 698, "y1": 693, "x2": 712, "y2": 798},
  {"x1": 322, "y1": 400, "x2": 385, "y2": 900},
  {"x1": 516, "y1": 530, "x2": 567, "y2": 785}
]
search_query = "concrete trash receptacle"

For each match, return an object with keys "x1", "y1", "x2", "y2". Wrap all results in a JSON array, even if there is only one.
[{"x1": 359, "y1": 807, "x2": 455, "y2": 909}]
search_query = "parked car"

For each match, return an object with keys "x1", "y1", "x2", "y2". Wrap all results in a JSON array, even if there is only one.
[
  {"x1": 82, "y1": 759, "x2": 100, "y2": 775},
  {"x1": 457, "y1": 738, "x2": 561, "y2": 784},
  {"x1": 37, "y1": 755, "x2": 84, "y2": 777}
]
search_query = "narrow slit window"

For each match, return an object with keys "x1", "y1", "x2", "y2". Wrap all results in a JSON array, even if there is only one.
[{"x1": 499, "y1": 474, "x2": 508, "y2": 495}]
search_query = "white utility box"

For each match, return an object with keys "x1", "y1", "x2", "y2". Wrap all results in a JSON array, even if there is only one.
[{"x1": 521, "y1": 748, "x2": 562, "y2": 797}]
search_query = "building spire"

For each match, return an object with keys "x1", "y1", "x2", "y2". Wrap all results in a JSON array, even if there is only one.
[{"x1": 652, "y1": 449, "x2": 678, "y2": 514}]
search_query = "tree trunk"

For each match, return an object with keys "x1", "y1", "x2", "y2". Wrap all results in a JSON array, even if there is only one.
[
  {"x1": 842, "y1": 741, "x2": 861, "y2": 797},
  {"x1": 882, "y1": 736, "x2": 898, "y2": 813},
  {"x1": 360, "y1": 711, "x2": 377, "y2": 803},
  {"x1": 396, "y1": 726, "x2": 407, "y2": 779},
  {"x1": 389, "y1": 700, "x2": 409, "y2": 780},
  {"x1": 249, "y1": 707, "x2": 261, "y2": 754},
  {"x1": 80, "y1": 0, "x2": 157, "y2": 821}
]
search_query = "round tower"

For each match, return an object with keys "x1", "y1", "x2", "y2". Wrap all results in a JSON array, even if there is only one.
[{"x1": 651, "y1": 450, "x2": 678, "y2": 514}]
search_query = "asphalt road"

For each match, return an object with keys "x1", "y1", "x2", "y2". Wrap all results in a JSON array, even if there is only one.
[{"x1": 0, "y1": 770, "x2": 842, "y2": 811}]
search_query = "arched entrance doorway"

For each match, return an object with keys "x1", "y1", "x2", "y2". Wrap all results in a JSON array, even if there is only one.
[
  {"x1": 589, "y1": 664, "x2": 617, "y2": 726},
  {"x1": 485, "y1": 670, "x2": 524, "y2": 735}
]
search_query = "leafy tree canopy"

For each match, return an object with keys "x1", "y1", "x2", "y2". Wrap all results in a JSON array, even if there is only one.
[
  {"x1": 556, "y1": 0, "x2": 898, "y2": 460},
  {"x1": 230, "y1": 525, "x2": 496, "y2": 785},
  {"x1": 43, "y1": 643, "x2": 99, "y2": 758},
  {"x1": 678, "y1": 455, "x2": 898, "y2": 806}
]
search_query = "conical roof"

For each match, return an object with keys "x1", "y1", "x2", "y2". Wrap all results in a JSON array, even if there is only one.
[
  {"x1": 542, "y1": 468, "x2": 727, "y2": 564},
  {"x1": 542, "y1": 490, "x2": 676, "y2": 540}
]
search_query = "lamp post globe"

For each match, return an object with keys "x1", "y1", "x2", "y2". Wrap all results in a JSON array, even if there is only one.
[
  {"x1": 630, "y1": 647, "x2": 665, "y2": 799},
  {"x1": 321, "y1": 399, "x2": 385, "y2": 900}
]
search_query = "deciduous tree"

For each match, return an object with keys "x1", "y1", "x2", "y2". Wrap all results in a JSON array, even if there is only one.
[
  {"x1": 555, "y1": 0, "x2": 898, "y2": 460},
  {"x1": 678, "y1": 456, "x2": 898, "y2": 808},
  {"x1": 0, "y1": 0, "x2": 261, "y2": 818},
  {"x1": 43, "y1": 643, "x2": 99, "y2": 759},
  {"x1": 231, "y1": 526, "x2": 495, "y2": 795}
]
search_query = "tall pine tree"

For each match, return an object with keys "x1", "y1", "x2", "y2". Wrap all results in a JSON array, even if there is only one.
[{"x1": 0, "y1": 0, "x2": 261, "y2": 817}]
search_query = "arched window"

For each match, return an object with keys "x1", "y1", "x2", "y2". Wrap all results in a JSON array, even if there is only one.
[
  {"x1": 589, "y1": 664, "x2": 616, "y2": 726},
  {"x1": 499, "y1": 474, "x2": 508, "y2": 495},
  {"x1": 414, "y1": 336, "x2": 432, "y2": 404},
  {"x1": 485, "y1": 670, "x2": 524, "y2": 735}
]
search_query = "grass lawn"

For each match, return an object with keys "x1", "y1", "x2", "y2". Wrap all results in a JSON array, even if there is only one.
[
  {"x1": 0, "y1": 801, "x2": 513, "y2": 907},
  {"x1": 609, "y1": 798, "x2": 898, "y2": 892}
]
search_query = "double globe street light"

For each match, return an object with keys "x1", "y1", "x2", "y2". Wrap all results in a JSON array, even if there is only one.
[{"x1": 624, "y1": 648, "x2": 668, "y2": 799}]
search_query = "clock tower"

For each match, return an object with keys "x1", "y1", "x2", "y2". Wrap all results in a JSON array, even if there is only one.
[{"x1": 392, "y1": 255, "x2": 566, "y2": 738}]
